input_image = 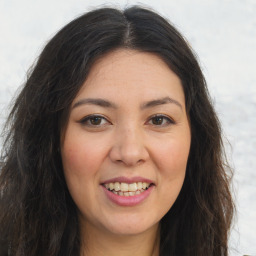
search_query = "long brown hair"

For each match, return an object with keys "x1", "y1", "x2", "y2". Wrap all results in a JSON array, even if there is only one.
[{"x1": 0, "y1": 6, "x2": 234, "y2": 256}]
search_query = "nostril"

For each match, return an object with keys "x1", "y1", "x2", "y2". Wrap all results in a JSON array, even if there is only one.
[{"x1": 113, "y1": 158, "x2": 145, "y2": 166}]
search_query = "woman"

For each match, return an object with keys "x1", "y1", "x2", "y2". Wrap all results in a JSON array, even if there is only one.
[{"x1": 0, "y1": 6, "x2": 234, "y2": 256}]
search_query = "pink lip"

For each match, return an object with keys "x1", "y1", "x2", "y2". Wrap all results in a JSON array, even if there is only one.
[
  {"x1": 101, "y1": 176, "x2": 154, "y2": 184},
  {"x1": 101, "y1": 185, "x2": 154, "y2": 206}
]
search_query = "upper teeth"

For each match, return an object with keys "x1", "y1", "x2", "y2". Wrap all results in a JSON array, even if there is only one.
[{"x1": 104, "y1": 182, "x2": 150, "y2": 192}]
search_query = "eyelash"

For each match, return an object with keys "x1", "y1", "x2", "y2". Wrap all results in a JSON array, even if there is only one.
[
  {"x1": 79, "y1": 115, "x2": 110, "y2": 127},
  {"x1": 78, "y1": 114, "x2": 175, "y2": 128},
  {"x1": 147, "y1": 114, "x2": 175, "y2": 126}
]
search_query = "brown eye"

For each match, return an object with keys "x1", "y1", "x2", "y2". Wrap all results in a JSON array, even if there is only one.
[
  {"x1": 152, "y1": 116, "x2": 164, "y2": 125},
  {"x1": 89, "y1": 116, "x2": 103, "y2": 125},
  {"x1": 79, "y1": 115, "x2": 109, "y2": 127},
  {"x1": 148, "y1": 115, "x2": 174, "y2": 126}
]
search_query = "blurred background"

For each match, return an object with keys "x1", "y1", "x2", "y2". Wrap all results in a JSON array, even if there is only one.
[{"x1": 0, "y1": 0, "x2": 255, "y2": 255}]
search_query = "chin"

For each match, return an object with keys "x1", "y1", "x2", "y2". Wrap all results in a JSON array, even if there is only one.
[{"x1": 102, "y1": 214, "x2": 159, "y2": 236}]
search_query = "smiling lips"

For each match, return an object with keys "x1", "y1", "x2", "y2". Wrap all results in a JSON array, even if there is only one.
[
  {"x1": 101, "y1": 179, "x2": 154, "y2": 206},
  {"x1": 103, "y1": 182, "x2": 151, "y2": 196}
]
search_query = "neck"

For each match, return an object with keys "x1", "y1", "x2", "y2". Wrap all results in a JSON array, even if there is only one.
[{"x1": 80, "y1": 222, "x2": 160, "y2": 256}]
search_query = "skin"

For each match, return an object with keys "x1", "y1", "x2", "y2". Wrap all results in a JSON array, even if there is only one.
[{"x1": 61, "y1": 49, "x2": 191, "y2": 256}]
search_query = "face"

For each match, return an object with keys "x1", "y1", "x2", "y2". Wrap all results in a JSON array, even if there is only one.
[{"x1": 61, "y1": 49, "x2": 191, "y2": 238}]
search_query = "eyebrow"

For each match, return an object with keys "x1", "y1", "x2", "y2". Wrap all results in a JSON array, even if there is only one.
[
  {"x1": 73, "y1": 98, "x2": 117, "y2": 109},
  {"x1": 140, "y1": 97, "x2": 182, "y2": 110},
  {"x1": 72, "y1": 96, "x2": 182, "y2": 110}
]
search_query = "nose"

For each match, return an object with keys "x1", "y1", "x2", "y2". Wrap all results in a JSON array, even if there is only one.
[{"x1": 109, "y1": 126, "x2": 149, "y2": 166}]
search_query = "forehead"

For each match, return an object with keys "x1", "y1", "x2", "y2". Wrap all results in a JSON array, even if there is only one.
[{"x1": 75, "y1": 49, "x2": 185, "y2": 106}]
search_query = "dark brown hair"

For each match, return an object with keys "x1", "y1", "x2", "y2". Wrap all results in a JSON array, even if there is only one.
[{"x1": 0, "y1": 6, "x2": 234, "y2": 256}]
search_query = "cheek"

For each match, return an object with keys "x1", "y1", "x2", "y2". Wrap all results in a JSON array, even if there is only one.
[
  {"x1": 156, "y1": 136, "x2": 190, "y2": 210},
  {"x1": 60, "y1": 133, "x2": 104, "y2": 209},
  {"x1": 62, "y1": 143, "x2": 89, "y2": 175},
  {"x1": 61, "y1": 132, "x2": 104, "y2": 177},
  {"x1": 156, "y1": 137, "x2": 190, "y2": 177}
]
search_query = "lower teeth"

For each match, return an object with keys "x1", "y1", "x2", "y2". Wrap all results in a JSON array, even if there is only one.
[{"x1": 111, "y1": 189, "x2": 145, "y2": 196}]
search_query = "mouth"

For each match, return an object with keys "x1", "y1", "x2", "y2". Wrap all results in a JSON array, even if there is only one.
[
  {"x1": 101, "y1": 177, "x2": 155, "y2": 206},
  {"x1": 102, "y1": 181, "x2": 153, "y2": 197}
]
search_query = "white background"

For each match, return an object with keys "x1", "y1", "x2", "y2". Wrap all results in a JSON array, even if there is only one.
[{"x1": 0, "y1": 0, "x2": 255, "y2": 255}]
